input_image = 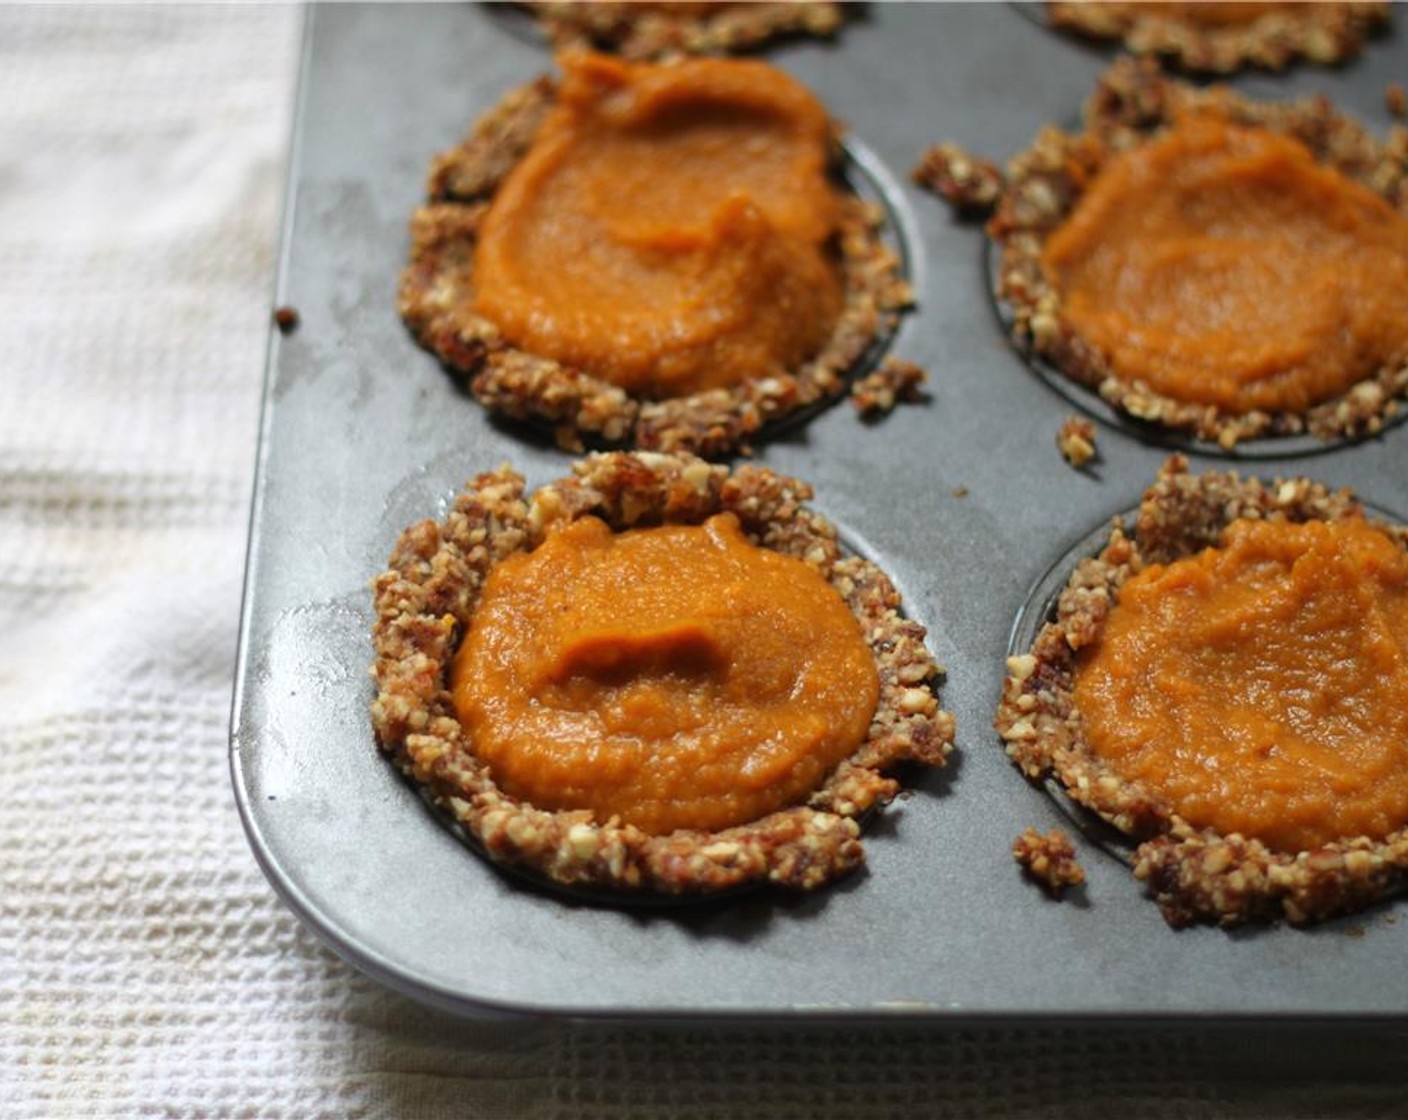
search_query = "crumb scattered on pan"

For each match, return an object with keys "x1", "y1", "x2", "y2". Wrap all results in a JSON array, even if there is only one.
[
  {"x1": 851, "y1": 357, "x2": 926, "y2": 417},
  {"x1": 915, "y1": 59, "x2": 1408, "y2": 448},
  {"x1": 371, "y1": 451, "x2": 956, "y2": 898},
  {"x1": 1388, "y1": 83, "x2": 1407, "y2": 120},
  {"x1": 996, "y1": 455, "x2": 1408, "y2": 928},
  {"x1": 1046, "y1": 1, "x2": 1388, "y2": 74},
  {"x1": 911, "y1": 142, "x2": 1005, "y2": 213},
  {"x1": 1056, "y1": 415, "x2": 1097, "y2": 468},
  {"x1": 1013, "y1": 827, "x2": 1085, "y2": 897},
  {"x1": 523, "y1": 1, "x2": 844, "y2": 60},
  {"x1": 401, "y1": 70, "x2": 916, "y2": 459},
  {"x1": 952, "y1": 485, "x2": 968, "y2": 500},
  {"x1": 273, "y1": 306, "x2": 299, "y2": 334}
]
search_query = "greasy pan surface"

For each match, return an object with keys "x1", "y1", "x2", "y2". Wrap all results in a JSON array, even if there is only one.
[{"x1": 232, "y1": 3, "x2": 1408, "y2": 1019}]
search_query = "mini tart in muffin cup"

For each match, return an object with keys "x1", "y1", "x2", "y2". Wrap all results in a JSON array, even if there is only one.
[
  {"x1": 371, "y1": 451, "x2": 954, "y2": 897},
  {"x1": 523, "y1": 1, "x2": 844, "y2": 61},
  {"x1": 914, "y1": 58, "x2": 1408, "y2": 450},
  {"x1": 1046, "y1": 1, "x2": 1388, "y2": 75},
  {"x1": 996, "y1": 455, "x2": 1408, "y2": 928},
  {"x1": 399, "y1": 64, "x2": 915, "y2": 461}
]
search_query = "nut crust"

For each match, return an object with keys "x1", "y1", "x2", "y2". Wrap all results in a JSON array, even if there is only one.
[
  {"x1": 400, "y1": 74, "x2": 914, "y2": 460},
  {"x1": 372, "y1": 452, "x2": 955, "y2": 897},
  {"x1": 1047, "y1": 1, "x2": 1388, "y2": 74},
  {"x1": 524, "y1": 1, "x2": 844, "y2": 60},
  {"x1": 915, "y1": 59, "x2": 1408, "y2": 449},
  {"x1": 996, "y1": 455, "x2": 1408, "y2": 928}
]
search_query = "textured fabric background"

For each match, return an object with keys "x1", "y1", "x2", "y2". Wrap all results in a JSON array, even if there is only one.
[{"x1": 2, "y1": 6, "x2": 1407, "y2": 1118}]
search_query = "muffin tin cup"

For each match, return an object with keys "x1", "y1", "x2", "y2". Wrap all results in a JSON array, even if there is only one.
[
  {"x1": 1005, "y1": 494, "x2": 1408, "y2": 872},
  {"x1": 981, "y1": 187, "x2": 1408, "y2": 463}
]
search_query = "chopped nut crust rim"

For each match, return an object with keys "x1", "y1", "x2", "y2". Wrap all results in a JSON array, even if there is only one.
[
  {"x1": 997, "y1": 455, "x2": 1408, "y2": 928},
  {"x1": 517, "y1": 2, "x2": 845, "y2": 61},
  {"x1": 1045, "y1": 1, "x2": 1388, "y2": 75},
  {"x1": 371, "y1": 452, "x2": 955, "y2": 898},
  {"x1": 399, "y1": 74, "x2": 916, "y2": 460},
  {"x1": 935, "y1": 58, "x2": 1408, "y2": 452}
]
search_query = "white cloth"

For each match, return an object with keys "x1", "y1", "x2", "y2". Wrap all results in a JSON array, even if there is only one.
[{"x1": 3, "y1": 6, "x2": 1407, "y2": 1118}]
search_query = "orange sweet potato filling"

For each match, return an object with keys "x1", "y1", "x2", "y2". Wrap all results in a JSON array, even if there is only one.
[
  {"x1": 1042, "y1": 114, "x2": 1408, "y2": 415},
  {"x1": 1075, "y1": 517, "x2": 1408, "y2": 853},
  {"x1": 450, "y1": 513, "x2": 879, "y2": 835},
  {"x1": 472, "y1": 52, "x2": 844, "y2": 399}
]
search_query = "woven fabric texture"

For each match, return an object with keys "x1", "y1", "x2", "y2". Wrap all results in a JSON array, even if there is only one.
[{"x1": 2, "y1": 7, "x2": 1407, "y2": 1119}]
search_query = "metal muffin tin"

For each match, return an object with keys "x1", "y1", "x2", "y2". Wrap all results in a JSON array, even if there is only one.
[{"x1": 231, "y1": 3, "x2": 1408, "y2": 1020}]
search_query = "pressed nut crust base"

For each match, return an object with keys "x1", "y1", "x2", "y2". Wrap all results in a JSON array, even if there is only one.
[
  {"x1": 400, "y1": 74, "x2": 915, "y2": 460},
  {"x1": 914, "y1": 59, "x2": 1408, "y2": 449},
  {"x1": 1046, "y1": 1, "x2": 1388, "y2": 74},
  {"x1": 371, "y1": 451, "x2": 955, "y2": 897},
  {"x1": 996, "y1": 455, "x2": 1408, "y2": 928},
  {"x1": 524, "y1": 1, "x2": 843, "y2": 61}
]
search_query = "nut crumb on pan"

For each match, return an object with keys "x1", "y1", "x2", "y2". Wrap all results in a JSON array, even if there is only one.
[
  {"x1": 951, "y1": 485, "x2": 968, "y2": 500},
  {"x1": 1388, "y1": 83, "x2": 1407, "y2": 120},
  {"x1": 850, "y1": 357, "x2": 926, "y2": 417},
  {"x1": 1056, "y1": 415, "x2": 1097, "y2": 468},
  {"x1": 1013, "y1": 827, "x2": 1085, "y2": 897},
  {"x1": 524, "y1": 1, "x2": 844, "y2": 60},
  {"x1": 915, "y1": 59, "x2": 1408, "y2": 448},
  {"x1": 911, "y1": 142, "x2": 1005, "y2": 213},
  {"x1": 996, "y1": 455, "x2": 1408, "y2": 928},
  {"x1": 273, "y1": 306, "x2": 299, "y2": 334},
  {"x1": 371, "y1": 452, "x2": 955, "y2": 897},
  {"x1": 1046, "y1": 1, "x2": 1388, "y2": 74},
  {"x1": 400, "y1": 61, "x2": 917, "y2": 460}
]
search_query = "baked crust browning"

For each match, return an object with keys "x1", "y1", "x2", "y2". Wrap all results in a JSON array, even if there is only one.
[
  {"x1": 1046, "y1": 2, "x2": 1388, "y2": 74},
  {"x1": 524, "y1": 2, "x2": 844, "y2": 61},
  {"x1": 996, "y1": 456, "x2": 1408, "y2": 928},
  {"x1": 372, "y1": 452, "x2": 955, "y2": 897},
  {"x1": 400, "y1": 74, "x2": 914, "y2": 460},
  {"x1": 914, "y1": 59, "x2": 1408, "y2": 449}
]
